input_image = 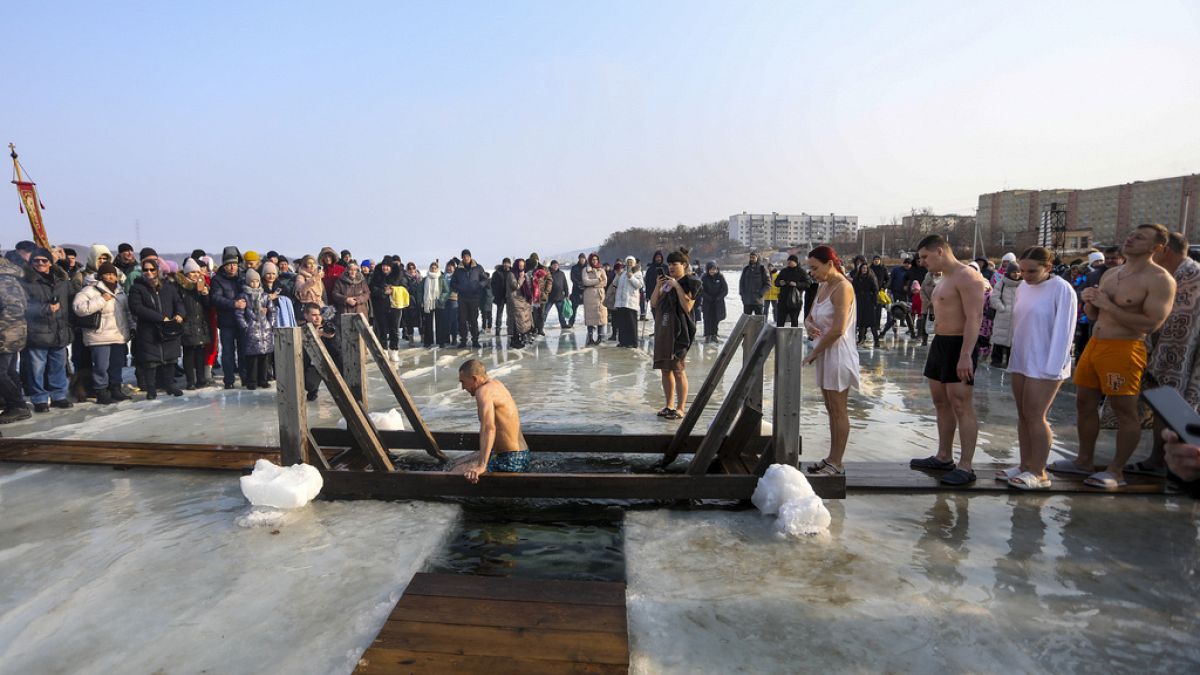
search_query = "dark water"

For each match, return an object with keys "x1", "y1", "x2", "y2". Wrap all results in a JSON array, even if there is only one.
[{"x1": 426, "y1": 503, "x2": 626, "y2": 582}]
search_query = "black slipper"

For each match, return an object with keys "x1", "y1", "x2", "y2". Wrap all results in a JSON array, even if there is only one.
[
  {"x1": 664, "y1": 409, "x2": 683, "y2": 420},
  {"x1": 910, "y1": 456, "x2": 956, "y2": 470},
  {"x1": 656, "y1": 407, "x2": 672, "y2": 417},
  {"x1": 940, "y1": 468, "x2": 977, "y2": 486}
]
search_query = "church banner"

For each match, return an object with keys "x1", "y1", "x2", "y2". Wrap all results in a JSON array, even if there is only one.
[{"x1": 14, "y1": 181, "x2": 49, "y2": 248}]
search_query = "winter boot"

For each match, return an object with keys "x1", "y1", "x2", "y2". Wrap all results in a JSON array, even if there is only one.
[
  {"x1": 95, "y1": 389, "x2": 114, "y2": 405},
  {"x1": 109, "y1": 386, "x2": 130, "y2": 402}
]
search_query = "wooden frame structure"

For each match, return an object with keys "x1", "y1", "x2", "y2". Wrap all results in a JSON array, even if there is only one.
[{"x1": 275, "y1": 314, "x2": 844, "y2": 500}]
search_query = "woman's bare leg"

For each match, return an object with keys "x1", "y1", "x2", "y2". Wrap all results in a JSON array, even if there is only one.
[
  {"x1": 675, "y1": 369, "x2": 689, "y2": 414},
  {"x1": 823, "y1": 388, "x2": 850, "y2": 467}
]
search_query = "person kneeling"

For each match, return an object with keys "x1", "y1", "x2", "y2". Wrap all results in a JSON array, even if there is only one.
[{"x1": 450, "y1": 359, "x2": 530, "y2": 482}]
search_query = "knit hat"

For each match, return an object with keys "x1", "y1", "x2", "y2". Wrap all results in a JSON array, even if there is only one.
[
  {"x1": 98, "y1": 262, "x2": 118, "y2": 277},
  {"x1": 199, "y1": 255, "x2": 215, "y2": 270},
  {"x1": 139, "y1": 247, "x2": 158, "y2": 260},
  {"x1": 118, "y1": 242, "x2": 134, "y2": 253},
  {"x1": 16, "y1": 240, "x2": 36, "y2": 252},
  {"x1": 1001, "y1": 252, "x2": 1017, "y2": 263},
  {"x1": 261, "y1": 261, "x2": 278, "y2": 276},
  {"x1": 244, "y1": 250, "x2": 260, "y2": 262},
  {"x1": 787, "y1": 254, "x2": 800, "y2": 264},
  {"x1": 182, "y1": 258, "x2": 201, "y2": 274},
  {"x1": 222, "y1": 246, "x2": 240, "y2": 265},
  {"x1": 266, "y1": 250, "x2": 279, "y2": 259},
  {"x1": 64, "y1": 247, "x2": 77, "y2": 257},
  {"x1": 1088, "y1": 251, "x2": 1104, "y2": 264},
  {"x1": 190, "y1": 249, "x2": 207, "y2": 261},
  {"x1": 31, "y1": 247, "x2": 53, "y2": 261},
  {"x1": 245, "y1": 268, "x2": 261, "y2": 284},
  {"x1": 625, "y1": 255, "x2": 636, "y2": 264},
  {"x1": 706, "y1": 260, "x2": 718, "y2": 270},
  {"x1": 160, "y1": 259, "x2": 179, "y2": 274}
]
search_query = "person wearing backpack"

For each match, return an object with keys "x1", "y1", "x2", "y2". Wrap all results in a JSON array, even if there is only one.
[{"x1": 774, "y1": 255, "x2": 810, "y2": 328}]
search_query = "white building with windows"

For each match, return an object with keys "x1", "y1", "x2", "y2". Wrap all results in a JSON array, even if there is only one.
[{"x1": 728, "y1": 212, "x2": 858, "y2": 249}]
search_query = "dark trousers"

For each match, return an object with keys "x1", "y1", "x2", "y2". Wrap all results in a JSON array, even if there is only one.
[
  {"x1": 743, "y1": 303, "x2": 764, "y2": 315},
  {"x1": 138, "y1": 363, "x2": 177, "y2": 396},
  {"x1": 0, "y1": 352, "x2": 23, "y2": 409},
  {"x1": 493, "y1": 301, "x2": 505, "y2": 334},
  {"x1": 764, "y1": 300, "x2": 777, "y2": 323},
  {"x1": 533, "y1": 304, "x2": 546, "y2": 334},
  {"x1": 777, "y1": 307, "x2": 801, "y2": 328},
  {"x1": 803, "y1": 287, "x2": 818, "y2": 319},
  {"x1": 481, "y1": 303, "x2": 492, "y2": 330},
  {"x1": 182, "y1": 345, "x2": 208, "y2": 386},
  {"x1": 546, "y1": 300, "x2": 568, "y2": 328},
  {"x1": 89, "y1": 343, "x2": 127, "y2": 390},
  {"x1": 374, "y1": 307, "x2": 400, "y2": 349},
  {"x1": 458, "y1": 298, "x2": 481, "y2": 343},
  {"x1": 219, "y1": 326, "x2": 243, "y2": 386},
  {"x1": 614, "y1": 307, "x2": 638, "y2": 347},
  {"x1": 568, "y1": 291, "x2": 582, "y2": 327},
  {"x1": 421, "y1": 311, "x2": 440, "y2": 347},
  {"x1": 244, "y1": 354, "x2": 268, "y2": 387},
  {"x1": 444, "y1": 302, "x2": 459, "y2": 343}
]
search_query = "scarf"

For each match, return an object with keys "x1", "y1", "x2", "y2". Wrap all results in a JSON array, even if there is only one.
[{"x1": 423, "y1": 271, "x2": 441, "y2": 311}]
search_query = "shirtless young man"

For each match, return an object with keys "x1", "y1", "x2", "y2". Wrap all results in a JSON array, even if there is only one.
[
  {"x1": 909, "y1": 235, "x2": 987, "y2": 485},
  {"x1": 1050, "y1": 223, "x2": 1176, "y2": 489},
  {"x1": 451, "y1": 359, "x2": 530, "y2": 483}
]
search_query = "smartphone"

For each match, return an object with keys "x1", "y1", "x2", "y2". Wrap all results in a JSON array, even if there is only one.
[{"x1": 1142, "y1": 387, "x2": 1200, "y2": 447}]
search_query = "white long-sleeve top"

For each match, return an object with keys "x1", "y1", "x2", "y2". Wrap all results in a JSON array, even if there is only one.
[{"x1": 1008, "y1": 274, "x2": 1077, "y2": 381}]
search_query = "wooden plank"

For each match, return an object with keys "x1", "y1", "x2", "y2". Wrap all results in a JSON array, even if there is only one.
[
  {"x1": 0, "y1": 441, "x2": 275, "y2": 471},
  {"x1": 843, "y1": 462, "x2": 1172, "y2": 494},
  {"x1": 742, "y1": 314, "x2": 766, "y2": 411},
  {"x1": 310, "y1": 428, "x2": 737, "y2": 455},
  {"x1": 355, "y1": 648, "x2": 627, "y2": 674},
  {"x1": 388, "y1": 594, "x2": 628, "y2": 633},
  {"x1": 274, "y1": 327, "x2": 309, "y2": 466},
  {"x1": 752, "y1": 438, "x2": 777, "y2": 476},
  {"x1": 686, "y1": 323, "x2": 777, "y2": 476},
  {"x1": 372, "y1": 621, "x2": 629, "y2": 665},
  {"x1": 661, "y1": 313, "x2": 751, "y2": 465},
  {"x1": 339, "y1": 314, "x2": 369, "y2": 410},
  {"x1": 350, "y1": 314, "x2": 446, "y2": 462},
  {"x1": 319, "y1": 469, "x2": 846, "y2": 500},
  {"x1": 773, "y1": 326, "x2": 803, "y2": 468},
  {"x1": 715, "y1": 402, "x2": 764, "y2": 475},
  {"x1": 405, "y1": 572, "x2": 625, "y2": 607},
  {"x1": 302, "y1": 324, "x2": 394, "y2": 472},
  {"x1": 304, "y1": 428, "x2": 332, "y2": 472}
]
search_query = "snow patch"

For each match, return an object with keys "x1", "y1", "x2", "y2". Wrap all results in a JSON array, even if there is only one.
[
  {"x1": 236, "y1": 508, "x2": 290, "y2": 528},
  {"x1": 336, "y1": 408, "x2": 407, "y2": 431},
  {"x1": 752, "y1": 464, "x2": 831, "y2": 538},
  {"x1": 239, "y1": 459, "x2": 323, "y2": 509}
]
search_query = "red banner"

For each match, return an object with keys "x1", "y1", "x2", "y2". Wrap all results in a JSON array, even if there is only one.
[{"x1": 14, "y1": 181, "x2": 49, "y2": 249}]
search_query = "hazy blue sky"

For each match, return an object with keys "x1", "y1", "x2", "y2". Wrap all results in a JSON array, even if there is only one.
[{"x1": 7, "y1": 1, "x2": 1199, "y2": 264}]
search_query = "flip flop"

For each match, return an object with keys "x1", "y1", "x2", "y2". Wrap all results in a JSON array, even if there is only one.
[
  {"x1": 656, "y1": 407, "x2": 672, "y2": 417},
  {"x1": 1124, "y1": 461, "x2": 1167, "y2": 477},
  {"x1": 1008, "y1": 471, "x2": 1052, "y2": 490},
  {"x1": 663, "y1": 409, "x2": 683, "y2": 420},
  {"x1": 1047, "y1": 459, "x2": 1091, "y2": 476},
  {"x1": 994, "y1": 466, "x2": 1021, "y2": 482},
  {"x1": 1083, "y1": 471, "x2": 1127, "y2": 490},
  {"x1": 940, "y1": 467, "x2": 977, "y2": 486},
  {"x1": 807, "y1": 459, "x2": 845, "y2": 476},
  {"x1": 910, "y1": 456, "x2": 956, "y2": 470}
]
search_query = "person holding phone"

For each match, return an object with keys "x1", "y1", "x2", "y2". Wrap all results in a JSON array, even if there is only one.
[{"x1": 649, "y1": 248, "x2": 700, "y2": 419}]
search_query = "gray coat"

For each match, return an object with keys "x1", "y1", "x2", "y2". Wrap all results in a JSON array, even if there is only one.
[
  {"x1": 989, "y1": 275, "x2": 1020, "y2": 348},
  {"x1": 0, "y1": 259, "x2": 27, "y2": 353}
]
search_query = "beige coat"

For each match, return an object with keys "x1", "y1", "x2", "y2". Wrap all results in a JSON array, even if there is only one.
[
  {"x1": 72, "y1": 280, "x2": 132, "y2": 347},
  {"x1": 294, "y1": 269, "x2": 324, "y2": 306},
  {"x1": 582, "y1": 266, "x2": 608, "y2": 326}
]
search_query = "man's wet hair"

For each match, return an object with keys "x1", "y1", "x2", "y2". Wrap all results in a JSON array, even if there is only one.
[
  {"x1": 1103, "y1": 246, "x2": 1121, "y2": 255},
  {"x1": 917, "y1": 234, "x2": 949, "y2": 252},
  {"x1": 1136, "y1": 223, "x2": 1170, "y2": 246},
  {"x1": 459, "y1": 359, "x2": 487, "y2": 378},
  {"x1": 1166, "y1": 232, "x2": 1187, "y2": 254}
]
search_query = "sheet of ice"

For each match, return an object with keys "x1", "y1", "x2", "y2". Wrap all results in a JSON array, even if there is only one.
[
  {"x1": 239, "y1": 459, "x2": 323, "y2": 509},
  {"x1": 0, "y1": 464, "x2": 459, "y2": 675},
  {"x1": 336, "y1": 407, "x2": 408, "y2": 431},
  {"x1": 752, "y1": 463, "x2": 830, "y2": 537},
  {"x1": 625, "y1": 497, "x2": 1200, "y2": 674}
]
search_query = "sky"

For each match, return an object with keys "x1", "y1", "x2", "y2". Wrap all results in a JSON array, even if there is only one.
[{"x1": 6, "y1": 0, "x2": 1199, "y2": 265}]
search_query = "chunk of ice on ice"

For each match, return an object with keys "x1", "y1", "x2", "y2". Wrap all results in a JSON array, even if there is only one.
[
  {"x1": 336, "y1": 408, "x2": 407, "y2": 431},
  {"x1": 239, "y1": 459, "x2": 323, "y2": 509},
  {"x1": 752, "y1": 464, "x2": 830, "y2": 537}
]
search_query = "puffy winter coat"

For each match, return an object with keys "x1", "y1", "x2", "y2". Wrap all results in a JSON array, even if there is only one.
[
  {"x1": 293, "y1": 269, "x2": 324, "y2": 307},
  {"x1": 581, "y1": 266, "x2": 608, "y2": 326},
  {"x1": 174, "y1": 274, "x2": 212, "y2": 347},
  {"x1": 764, "y1": 271, "x2": 781, "y2": 301},
  {"x1": 851, "y1": 271, "x2": 880, "y2": 329},
  {"x1": 0, "y1": 259, "x2": 27, "y2": 353},
  {"x1": 209, "y1": 269, "x2": 243, "y2": 328},
  {"x1": 451, "y1": 261, "x2": 488, "y2": 300},
  {"x1": 989, "y1": 274, "x2": 1020, "y2": 348},
  {"x1": 128, "y1": 275, "x2": 187, "y2": 364},
  {"x1": 548, "y1": 269, "x2": 569, "y2": 303},
  {"x1": 72, "y1": 279, "x2": 132, "y2": 347},
  {"x1": 614, "y1": 270, "x2": 644, "y2": 311},
  {"x1": 739, "y1": 263, "x2": 771, "y2": 305},
  {"x1": 332, "y1": 270, "x2": 369, "y2": 316},
  {"x1": 505, "y1": 270, "x2": 534, "y2": 334},
  {"x1": 21, "y1": 268, "x2": 72, "y2": 350},
  {"x1": 236, "y1": 289, "x2": 277, "y2": 356},
  {"x1": 700, "y1": 271, "x2": 728, "y2": 323}
]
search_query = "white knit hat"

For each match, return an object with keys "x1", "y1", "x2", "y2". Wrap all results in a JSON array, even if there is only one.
[
  {"x1": 182, "y1": 258, "x2": 201, "y2": 273},
  {"x1": 1001, "y1": 252, "x2": 1017, "y2": 263},
  {"x1": 1088, "y1": 251, "x2": 1105, "y2": 264}
]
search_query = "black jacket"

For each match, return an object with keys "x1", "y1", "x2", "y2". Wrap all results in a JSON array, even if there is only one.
[
  {"x1": 128, "y1": 275, "x2": 187, "y2": 364},
  {"x1": 774, "y1": 266, "x2": 810, "y2": 311},
  {"x1": 21, "y1": 269, "x2": 72, "y2": 350},
  {"x1": 490, "y1": 266, "x2": 510, "y2": 306},
  {"x1": 739, "y1": 262, "x2": 772, "y2": 305},
  {"x1": 569, "y1": 262, "x2": 586, "y2": 301},
  {"x1": 700, "y1": 272, "x2": 728, "y2": 323},
  {"x1": 209, "y1": 270, "x2": 242, "y2": 328},
  {"x1": 644, "y1": 254, "x2": 667, "y2": 296},
  {"x1": 548, "y1": 269, "x2": 569, "y2": 303},
  {"x1": 177, "y1": 278, "x2": 212, "y2": 347},
  {"x1": 870, "y1": 263, "x2": 889, "y2": 288},
  {"x1": 451, "y1": 261, "x2": 488, "y2": 300},
  {"x1": 663, "y1": 276, "x2": 700, "y2": 360}
]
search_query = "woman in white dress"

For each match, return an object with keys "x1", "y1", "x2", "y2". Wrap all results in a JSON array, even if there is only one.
[
  {"x1": 802, "y1": 245, "x2": 860, "y2": 476},
  {"x1": 999, "y1": 246, "x2": 1077, "y2": 489}
]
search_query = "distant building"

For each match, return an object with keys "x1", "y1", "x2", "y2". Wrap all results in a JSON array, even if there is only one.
[
  {"x1": 978, "y1": 173, "x2": 1199, "y2": 251},
  {"x1": 900, "y1": 213, "x2": 974, "y2": 233},
  {"x1": 728, "y1": 212, "x2": 858, "y2": 250}
]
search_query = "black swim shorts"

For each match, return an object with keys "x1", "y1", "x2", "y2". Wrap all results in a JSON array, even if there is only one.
[{"x1": 923, "y1": 334, "x2": 979, "y2": 385}]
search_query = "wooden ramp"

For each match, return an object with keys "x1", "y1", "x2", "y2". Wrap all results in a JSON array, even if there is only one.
[
  {"x1": 355, "y1": 573, "x2": 629, "y2": 675},
  {"x1": 844, "y1": 462, "x2": 1173, "y2": 494},
  {"x1": 0, "y1": 438, "x2": 279, "y2": 471}
]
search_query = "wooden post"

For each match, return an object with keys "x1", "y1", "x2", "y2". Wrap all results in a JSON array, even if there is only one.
[
  {"x1": 773, "y1": 327, "x2": 803, "y2": 468},
  {"x1": 686, "y1": 322, "x2": 776, "y2": 476},
  {"x1": 274, "y1": 327, "x2": 309, "y2": 466},
  {"x1": 660, "y1": 313, "x2": 752, "y2": 465},
  {"x1": 339, "y1": 314, "x2": 368, "y2": 410},
  {"x1": 743, "y1": 314, "x2": 766, "y2": 411}
]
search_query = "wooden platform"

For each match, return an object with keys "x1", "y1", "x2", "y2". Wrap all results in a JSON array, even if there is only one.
[
  {"x1": 355, "y1": 573, "x2": 629, "y2": 674},
  {"x1": 844, "y1": 462, "x2": 1173, "y2": 494},
  {"x1": 0, "y1": 438, "x2": 279, "y2": 471}
]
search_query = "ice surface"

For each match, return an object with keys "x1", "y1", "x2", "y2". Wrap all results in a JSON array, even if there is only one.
[
  {"x1": 239, "y1": 459, "x2": 324, "y2": 509},
  {"x1": 0, "y1": 464, "x2": 459, "y2": 675},
  {"x1": 752, "y1": 463, "x2": 830, "y2": 537},
  {"x1": 336, "y1": 407, "x2": 407, "y2": 431}
]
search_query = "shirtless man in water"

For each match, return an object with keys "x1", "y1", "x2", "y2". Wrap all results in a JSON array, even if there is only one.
[
  {"x1": 451, "y1": 359, "x2": 530, "y2": 483},
  {"x1": 1051, "y1": 223, "x2": 1175, "y2": 489},
  {"x1": 909, "y1": 235, "x2": 986, "y2": 485}
]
